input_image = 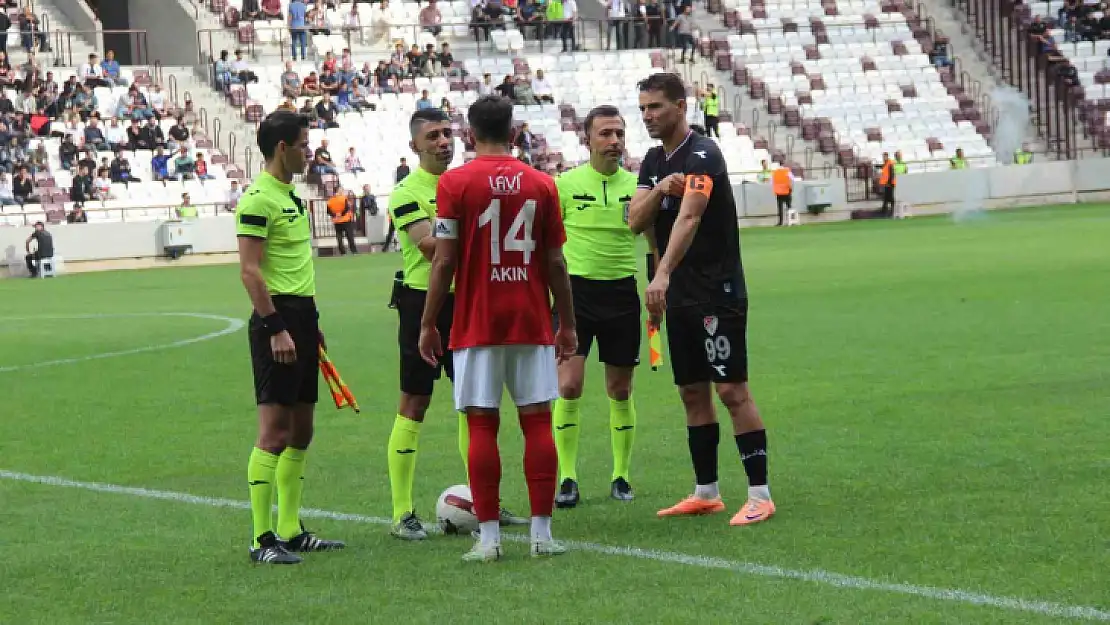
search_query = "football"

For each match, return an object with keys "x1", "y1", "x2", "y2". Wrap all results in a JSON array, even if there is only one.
[{"x1": 436, "y1": 484, "x2": 478, "y2": 535}]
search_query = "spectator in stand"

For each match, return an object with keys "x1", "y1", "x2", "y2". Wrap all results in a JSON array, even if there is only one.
[
  {"x1": 472, "y1": 2, "x2": 492, "y2": 42},
  {"x1": 144, "y1": 117, "x2": 166, "y2": 149},
  {"x1": 148, "y1": 84, "x2": 168, "y2": 117},
  {"x1": 289, "y1": 0, "x2": 309, "y2": 60},
  {"x1": 24, "y1": 222, "x2": 53, "y2": 277},
  {"x1": 299, "y1": 97, "x2": 318, "y2": 125},
  {"x1": 231, "y1": 49, "x2": 258, "y2": 84},
  {"x1": 531, "y1": 69, "x2": 554, "y2": 103},
  {"x1": 242, "y1": 0, "x2": 263, "y2": 19},
  {"x1": 302, "y1": 71, "x2": 321, "y2": 96},
  {"x1": 374, "y1": 0, "x2": 395, "y2": 42},
  {"x1": 359, "y1": 183, "x2": 377, "y2": 219},
  {"x1": 515, "y1": 122, "x2": 535, "y2": 163},
  {"x1": 314, "y1": 139, "x2": 338, "y2": 174},
  {"x1": 478, "y1": 72, "x2": 494, "y2": 95},
  {"x1": 214, "y1": 50, "x2": 236, "y2": 89},
  {"x1": 344, "y1": 4, "x2": 364, "y2": 44},
  {"x1": 335, "y1": 79, "x2": 354, "y2": 112},
  {"x1": 495, "y1": 74, "x2": 516, "y2": 100},
  {"x1": 93, "y1": 167, "x2": 112, "y2": 199},
  {"x1": 59, "y1": 134, "x2": 77, "y2": 169},
  {"x1": 0, "y1": 12, "x2": 9, "y2": 53},
  {"x1": 439, "y1": 43, "x2": 454, "y2": 75},
  {"x1": 104, "y1": 117, "x2": 126, "y2": 150},
  {"x1": 644, "y1": 0, "x2": 662, "y2": 47},
  {"x1": 77, "y1": 149, "x2": 96, "y2": 175},
  {"x1": 151, "y1": 147, "x2": 172, "y2": 181},
  {"x1": 517, "y1": 0, "x2": 542, "y2": 40},
  {"x1": 308, "y1": 0, "x2": 331, "y2": 34},
  {"x1": 339, "y1": 48, "x2": 356, "y2": 85},
  {"x1": 101, "y1": 50, "x2": 127, "y2": 86},
  {"x1": 320, "y1": 68, "x2": 340, "y2": 95},
  {"x1": 345, "y1": 147, "x2": 364, "y2": 173},
  {"x1": 375, "y1": 61, "x2": 397, "y2": 93},
  {"x1": 110, "y1": 150, "x2": 138, "y2": 183},
  {"x1": 84, "y1": 117, "x2": 107, "y2": 150},
  {"x1": 321, "y1": 50, "x2": 338, "y2": 74},
  {"x1": 195, "y1": 152, "x2": 215, "y2": 180},
  {"x1": 176, "y1": 192, "x2": 198, "y2": 219},
  {"x1": 227, "y1": 180, "x2": 243, "y2": 211},
  {"x1": 172, "y1": 146, "x2": 196, "y2": 179},
  {"x1": 28, "y1": 143, "x2": 48, "y2": 174},
  {"x1": 261, "y1": 0, "x2": 284, "y2": 19},
  {"x1": 18, "y1": 8, "x2": 48, "y2": 53},
  {"x1": 1028, "y1": 16, "x2": 1051, "y2": 53},
  {"x1": 0, "y1": 173, "x2": 14, "y2": 205},
  {"x1": 671, "y1": 4, "x2": 694, "y2": 63},
  {"x1": 167, "y1": 116, "x2": 190, "y2": 151},
  {"x1": 0, "y1": 51, "x2": 11, "y2": 87},
  {"x1": 351, "y1": 80, "x2": 373, "y2": 110},
  {"x1": 126, "y1": 118, "x2": 147, "y2": 149},
  {"x1": 606, "y1": 0, "x2": 627, "y2": 49},
  {"x1": 67, "y1": 204, "x2": 87, "y2": 223},
  {"x1": 420, "y1": 0, "x2": 443, "y2": 36},
  {"x1": 277, "y1": 96, "x2": 297, "y2": 111},
  {"x1": 416, "y1": 89, "x2": 435, "y2": 110},
  {"x1": 70, "y1": 164, "x2": 92, "y2": 206},
  {"x1": 440, "y1": 97, "x2": 454, "y2": 114},
  {"x1": 315, "y1": 93, "x2": 340, "y2": 128},
  {"x1": 395, "y1": 157, "x2": 410, "y2": 182},
  {"x1": 561, "y1": 0, "x2": 578, "y2": 52}
]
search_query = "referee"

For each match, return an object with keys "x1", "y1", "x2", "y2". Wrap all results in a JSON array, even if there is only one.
[
  {"x1": 236, "y1": 110, "x2": 345, "y2": 564},
  {"x1": 552, "y1": 105, "x2": 641, "y2": 508}
]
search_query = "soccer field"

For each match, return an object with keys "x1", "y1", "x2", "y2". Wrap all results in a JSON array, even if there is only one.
[{"x1": 1, "y1": 205, "x2": 1108, "y2": 624}]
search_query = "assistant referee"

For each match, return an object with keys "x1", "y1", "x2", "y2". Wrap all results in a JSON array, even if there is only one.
[
  {"x1": 236, "y1": 110, "x2": 345, "y2": 565},
  {"x1": 552, "y1": 105, "x2": 641, "y2": 508}
]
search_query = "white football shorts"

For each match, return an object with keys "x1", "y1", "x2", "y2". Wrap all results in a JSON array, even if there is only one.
[{"x1": 452, "y1": 345, "x2": 558, "y2": 411}]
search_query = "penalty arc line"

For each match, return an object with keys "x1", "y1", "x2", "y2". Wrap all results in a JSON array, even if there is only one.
[
  {"x1": 0, "y1": 313, "x2": 246, "y2": 373},
  {"x1": 1, "y1": 469, "x2": 1107, "y2": 622}
]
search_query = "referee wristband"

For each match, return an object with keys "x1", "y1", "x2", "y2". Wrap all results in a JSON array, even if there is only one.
[{"x1": 261, "y1": 312, "x2": 287, "y2": 336}]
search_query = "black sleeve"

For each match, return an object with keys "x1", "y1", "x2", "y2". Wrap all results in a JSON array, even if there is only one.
[
  {"x1": 684, "y1": 140, "x2": 727, "y2": 178},
  {"x1": 637, "y1": 148, "x2": 658, "y2": 189}
]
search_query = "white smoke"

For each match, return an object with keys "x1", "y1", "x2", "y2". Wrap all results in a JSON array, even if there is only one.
[{"x1": 951, "y1": 86, "x2": 1032, "y2": 223}]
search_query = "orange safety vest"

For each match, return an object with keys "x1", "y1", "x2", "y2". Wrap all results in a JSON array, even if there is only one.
[
  {"x1": 879, "y1": 160, "x2": 895, "y2": 186},
  {"x1": 771, "y1": 168, "x2": 792, "y2": 196},
  {"x1": 327, "y1": 195, "x2": 353, "y2": 224}
]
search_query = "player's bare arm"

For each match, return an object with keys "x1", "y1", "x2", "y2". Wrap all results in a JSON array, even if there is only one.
[
  {"x1": 239, "y1": 236, "x2": 296, "y2": 364},
  {"x1": 403, "y1": 219, "x2": 436, "y2": 260},
  {"x1": 417, "y1": 236, "x2": 457, "y2": 366},
  {"x1": 546, "y1": 246, "x2": 578, "y2": 362},
  {"x1": 627, "y1": 173, "x2": 683, "y2": 234},
  {"x1": 644, "y1": 224, "x2": 662, "y2": 326},
  {"x1": 644, "y1": 175, "x2": 712, "y2": 317}
]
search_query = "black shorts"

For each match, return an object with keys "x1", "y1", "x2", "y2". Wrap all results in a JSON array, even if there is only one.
[
  {"x1": 398, "y1": 285, "x2": 455, "y2": 396},
  {"x1": 554, "y1": 275, "x2": 641, "y2": 368},
  {"x1": 666, "y1": 300, "x2": 749, "y2": 387},
  {"x1": 248, "y1": 295, "x2": 320, "y2": 406}
]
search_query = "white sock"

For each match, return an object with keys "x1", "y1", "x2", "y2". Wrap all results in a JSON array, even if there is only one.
[
  {"x1": 530, "y1": 516, "x2": 552, "y2": 542},
  {"x1": 748, "y1": 485, "x2": 771, "y2": 501},
  {"x1": 693, "y1": 482, "x2": 720, "y2": 499},
  {"x1": 478, "y1": 520, "x2": 501, "y2": 547}
]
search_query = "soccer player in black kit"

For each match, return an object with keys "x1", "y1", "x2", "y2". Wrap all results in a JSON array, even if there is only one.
[{"x1": 627, "y1": 73, "x2": 776, "y2": 526}]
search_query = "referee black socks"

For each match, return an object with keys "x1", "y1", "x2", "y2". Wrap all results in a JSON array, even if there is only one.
[
  {"x1": 735, "y1": 429, "x2": 768, "y2": 487},
  {"x1": 686, "y1": 423, "x2": 720, "y2": 486}
]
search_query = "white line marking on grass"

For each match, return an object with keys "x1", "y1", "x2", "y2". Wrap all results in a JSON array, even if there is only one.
[
  {"x1": 2, "y1": 470, "x2": 1108, "y2": 622},
  {"x1": 0, "y1": 313, "x2": 245, "y2": 373}
]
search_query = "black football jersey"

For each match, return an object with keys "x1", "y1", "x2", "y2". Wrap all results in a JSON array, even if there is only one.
[{"x1": 637, "y1": 132, "x2": 747, "y2": 308}]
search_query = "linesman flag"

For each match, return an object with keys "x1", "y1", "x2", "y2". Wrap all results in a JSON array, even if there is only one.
[
  {"x1": 646, "y1": 320, "x2": 664, "y2": 371},
  {"x1": 319, "y1": 346, "x2": 360, "y2": 413}
]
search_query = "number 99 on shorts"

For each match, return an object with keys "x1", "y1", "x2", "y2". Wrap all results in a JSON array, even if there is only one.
[{"x1": 704, "y1": 335, "x2": 732, "y2": 363}]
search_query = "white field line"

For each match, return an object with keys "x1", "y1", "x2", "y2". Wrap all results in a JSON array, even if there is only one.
[
  {"x1": 1, "y1": 469, "x2": 1107, "y2": 622},
  {"x1": 0, "y1": 313, "x2": 245, "y2": 373}
]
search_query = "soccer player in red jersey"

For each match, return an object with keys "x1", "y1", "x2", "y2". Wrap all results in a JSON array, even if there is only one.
[{"x1": 418, "y1": 95, "x2": 578, "y2": 563}]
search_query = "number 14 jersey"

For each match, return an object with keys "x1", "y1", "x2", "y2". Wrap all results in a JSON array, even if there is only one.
[{"x1": 435, "y1": 155, "x2": 567, "y2": 350}]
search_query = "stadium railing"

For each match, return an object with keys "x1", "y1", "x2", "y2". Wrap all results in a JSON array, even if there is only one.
[{"x1": 45, "y1": 28, "x2": 152, "y2": 68}]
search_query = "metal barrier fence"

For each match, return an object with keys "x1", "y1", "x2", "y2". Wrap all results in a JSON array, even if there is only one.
[{"x1": 44, "y1": 29, "x2": 150, "y2": 68}]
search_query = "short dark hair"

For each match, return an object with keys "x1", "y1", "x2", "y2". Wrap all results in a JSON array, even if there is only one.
[
  {"x1": 409, "y1": 107, "x2": 450, "y2": 138},
  {"x1": 584, "y1": 105, "x2": 623, "y2": 134},
  {"x1": 257, "y1": 110, "x2": 309, "y2": 160},
  {"x1": 637, "y1": 72, "x2": 687, "y2": 102},
  {"x1": 467, "y1": 95, "x2": 514, "y2": 144}
]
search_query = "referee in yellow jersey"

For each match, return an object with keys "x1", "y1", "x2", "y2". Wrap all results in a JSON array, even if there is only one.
[
  {"x1": 236, "y1": 110, "x2": 345, "y2": 564},
  {"x1": 553, "y1": 105, "x2": 643, "y2": 508}
]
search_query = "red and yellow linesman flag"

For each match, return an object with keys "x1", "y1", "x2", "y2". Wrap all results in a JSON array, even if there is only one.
[
  {"x1": 646, "y1": 319, "x2": 664, "y2": 371},
  {"x1": 318, "y1": 346, "x2": 360, "y2": 413}
]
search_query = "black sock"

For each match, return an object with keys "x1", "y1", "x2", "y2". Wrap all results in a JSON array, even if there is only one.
[
  {"x1": 686, "y1": 423, "x2": 720, "y2": 486},
  {"x1": 735, "y1": 429, "x2": 768, "y2": 486}
]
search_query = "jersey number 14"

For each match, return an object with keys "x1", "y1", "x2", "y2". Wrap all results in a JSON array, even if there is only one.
[{"x1": 479, "y1": 199, "x2": 537, "y2": 267}]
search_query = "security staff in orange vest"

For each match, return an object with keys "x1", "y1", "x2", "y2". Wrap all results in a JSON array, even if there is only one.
[
  {"x1": 770, "y1": 165, "x2": 795, "y2": 226},
  {"x1": 878, "y1": 152, "x2": 896, "y2": 216},
  {"x1": 327, "y1": 188, "x2": 358, "y2": 255}
]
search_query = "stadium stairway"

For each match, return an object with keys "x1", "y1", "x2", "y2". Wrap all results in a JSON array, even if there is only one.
[
  {"x1": 33, "y1": 0, "x2": 100, "y2": 71},
  {"x1": 915, "y1": 0, "x2": 1047, "y2": 155}
]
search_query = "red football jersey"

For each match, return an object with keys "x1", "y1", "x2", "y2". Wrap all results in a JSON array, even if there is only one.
[{"x1": 435, "y1": 155, "x2": 566, "y2": 350}]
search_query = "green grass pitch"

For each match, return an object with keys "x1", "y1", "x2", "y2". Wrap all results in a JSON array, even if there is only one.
[{"x1": 1, "y1": 205, "x2": 1108, "y2": 624}]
